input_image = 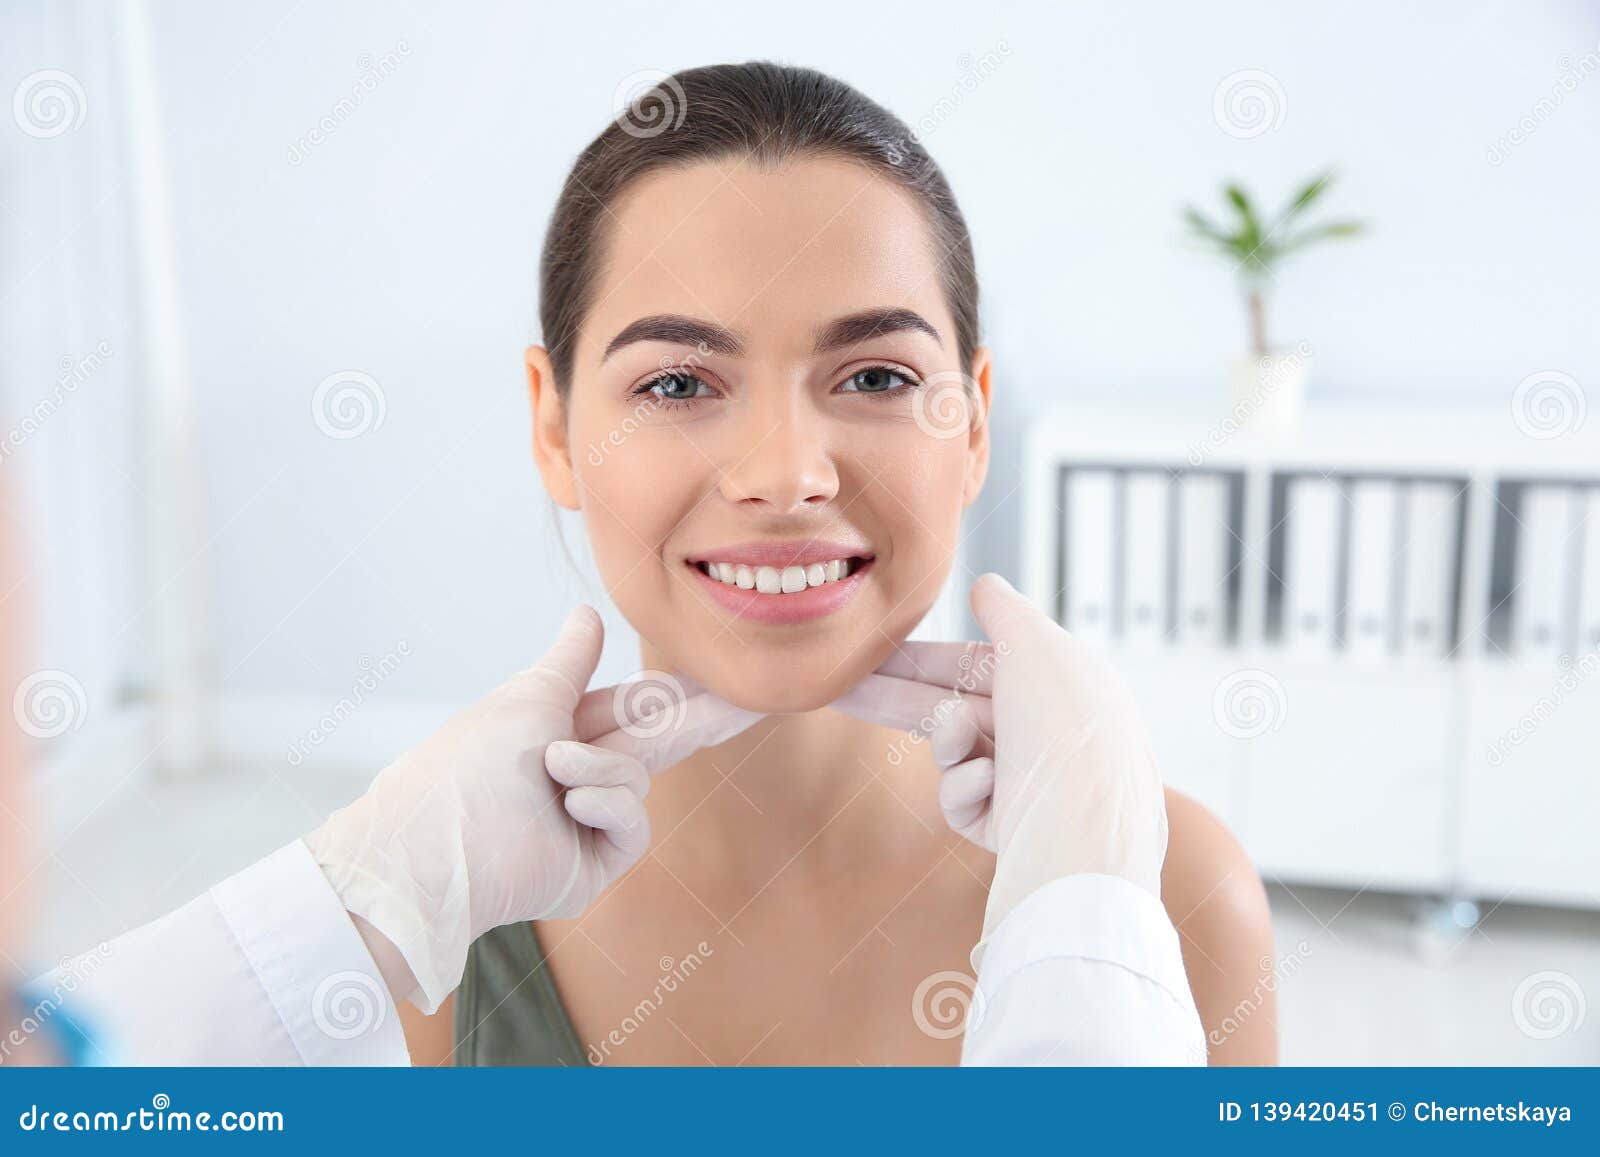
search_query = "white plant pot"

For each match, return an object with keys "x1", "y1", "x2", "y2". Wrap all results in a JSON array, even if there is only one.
[{"x1": 1226, "y1": 345, "x2": 1312, "y2": 438}]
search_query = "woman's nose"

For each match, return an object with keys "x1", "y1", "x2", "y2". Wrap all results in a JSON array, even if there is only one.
[{"x1": 715, "y1": 398, "x2": 839, "y2": 512}]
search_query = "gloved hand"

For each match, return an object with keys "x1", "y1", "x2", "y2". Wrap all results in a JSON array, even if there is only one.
[
  {"x1": 304, "y1": 606, "x2": 762, "y2": 1012},
  {"x1": 833, "y1": 573, "x2": 1168, "y2": 963}
]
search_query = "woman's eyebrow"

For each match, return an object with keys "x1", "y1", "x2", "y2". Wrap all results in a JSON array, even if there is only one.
[
  {"x1": 602, "y1": 315, "x2": 745, "y2": 361},
  {"x1": 813, "y1": 308, "x2": 942, "y2": 354},
  {"x1": 600, "y1": 306, "x2": 942, "y2": 363}
]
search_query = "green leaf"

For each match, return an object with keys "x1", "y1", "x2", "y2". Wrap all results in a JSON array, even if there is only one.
[
  {"x1": 1279, "y1": 220, "x2": 1366, "y2": 252},
  {"x1": 1181, "y1": 205, "x2": 1230, "y2": 242},
  {"x1": 1277, "y1": 171, "x2": 1335, "y2": 225},
  {"x1": 1223, "y1": 184, "x2": 1262, "y2": 252}
]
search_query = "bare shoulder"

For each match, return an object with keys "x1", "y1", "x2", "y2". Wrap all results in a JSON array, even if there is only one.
[
  {"x1": 400, "y1": 993, "x2": 456, "y2": 1067},
  {"x1": 1161, "y1": 788, "x2": 1278, "y2": 1064}
]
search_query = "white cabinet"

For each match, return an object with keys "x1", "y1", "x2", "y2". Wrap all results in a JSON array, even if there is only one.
[{"x1": 1021, "y1": 407, "x2": 1600, "y2": 909}]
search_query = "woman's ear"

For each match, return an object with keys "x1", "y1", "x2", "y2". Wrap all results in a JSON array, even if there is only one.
[
  {"x1": 527, "y1": 345, "x2": 580, "y2": 510},
  {"x1": 962, "y1": 346, "x2": 993, "y2": 508}
]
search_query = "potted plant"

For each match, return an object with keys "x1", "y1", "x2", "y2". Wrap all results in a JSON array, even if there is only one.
[{"x1": 1182, "y1": 172, "x2": 1365, "y2": 433}]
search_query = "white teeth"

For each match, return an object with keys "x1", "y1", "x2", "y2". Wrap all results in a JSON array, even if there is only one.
[{"x1": 699, "y1": 557, "x2": 861, "y2": 594}]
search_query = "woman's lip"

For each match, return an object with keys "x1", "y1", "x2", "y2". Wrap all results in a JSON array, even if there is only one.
[
  {"x1": 684, "y1": 540, "x2": 875, "y2": 569},
  {"x1": 688, "y1": 558, "x2": 872, "y2": 625}
]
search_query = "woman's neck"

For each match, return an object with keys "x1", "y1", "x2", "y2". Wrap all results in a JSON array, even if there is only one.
[{"x1": 636, "y1": 659, "x2": 946, "y2": 889}]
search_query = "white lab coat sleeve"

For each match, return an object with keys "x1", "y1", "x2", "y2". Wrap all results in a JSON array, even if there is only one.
[
  {"x1": 961, "y1": 873, "x2": 1207, "y2": 1065},
  {"x1": 33, "y1": 839, "x2": 411, "y2": 1066}
]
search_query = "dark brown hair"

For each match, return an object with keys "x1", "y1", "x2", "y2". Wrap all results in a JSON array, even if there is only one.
[{"x1": 539, "y1": 61, "x2": 980, "y2": 395}]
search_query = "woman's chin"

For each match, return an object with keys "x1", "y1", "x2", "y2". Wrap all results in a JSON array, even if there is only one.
[{"x1": 695, "y1": 661, "x2": 875, "y2": 717}]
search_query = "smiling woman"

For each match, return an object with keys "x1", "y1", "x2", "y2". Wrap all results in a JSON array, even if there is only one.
[{"x1": 395, "y1": 61, "x2": 1274, "y2": 1067}]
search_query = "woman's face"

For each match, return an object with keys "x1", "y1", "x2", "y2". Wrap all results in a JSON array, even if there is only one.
[{"x1": 531, "y1": 155, "x2": 990, "y2": 713}]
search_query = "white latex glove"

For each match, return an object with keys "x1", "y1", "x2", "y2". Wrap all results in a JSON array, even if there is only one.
[
  {"x1": 833, "y1": 573, "x2": 1168, "y2": 964},
  {"x1": 304, "y1": 606, "x2": 761, "y2": 1012}
]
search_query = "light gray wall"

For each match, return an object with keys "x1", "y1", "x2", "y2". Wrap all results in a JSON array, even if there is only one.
[{"x1": 6, "y1": 0, "x2": 1597, "y2": 708}]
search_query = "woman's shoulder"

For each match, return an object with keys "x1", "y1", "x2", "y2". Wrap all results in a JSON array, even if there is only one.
[{"x1": 1160, "y1": 788, "x2": 1278, "y2": 1063}]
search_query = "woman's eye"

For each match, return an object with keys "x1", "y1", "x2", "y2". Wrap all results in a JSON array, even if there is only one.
[
  {"x1": 838, "y1": 366, "x2": 915, "y2": 394},
  {"x1": 641, "y1": 373, "x2": 713, "y2": 402}
]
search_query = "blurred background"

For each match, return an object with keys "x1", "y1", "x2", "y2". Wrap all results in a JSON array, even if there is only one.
[{"x1": 2, "y1": 0, "x2": 1597, "y2": 1064}]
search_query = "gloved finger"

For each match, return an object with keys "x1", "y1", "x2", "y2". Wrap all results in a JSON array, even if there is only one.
[
  {"x1": 589, "y1": 690, "x2": 764, "y2": 775},
  {"x1": 515, "y1": 606, "x2": 605, "y2": 713},
  {"x1": 873, "y1": 641, "x2": 998, "y2": 697},
  {"x1": 831, "y1": 671, "x2": 990, "y2": 747},
  {"x1": 564, "y1": 784, "x2": 650, "y2": 863},
  {"x1": 969, "y1": 573, "x2": 1058, "y2": 655},
  {"x1": 923, "y1": 695, "x2": 994, "y2": 768},
  {"x1": 939, "y1": 756, "x2": 995, "y2": 830},
  {"x1": 545, "y1": 741, "x2": 649, "y2": 798},
  {"x1": 572, "y1": 670, "x2": 708, "y2": 742}
]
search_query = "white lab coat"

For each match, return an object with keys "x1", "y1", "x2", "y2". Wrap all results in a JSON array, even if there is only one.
[{"x1": 34, "y1": 841, "x2": 1205, "y2": 1065}]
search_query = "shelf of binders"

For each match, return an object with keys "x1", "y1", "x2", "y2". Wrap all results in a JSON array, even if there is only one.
[{"x1": 1020, "y1": 404, "x2": 1600, "y2": 906}]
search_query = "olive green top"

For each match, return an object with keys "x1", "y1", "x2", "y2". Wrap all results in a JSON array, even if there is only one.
[{"x1": 452, "y1": 922, "x2": 587, "y2": 1067}]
